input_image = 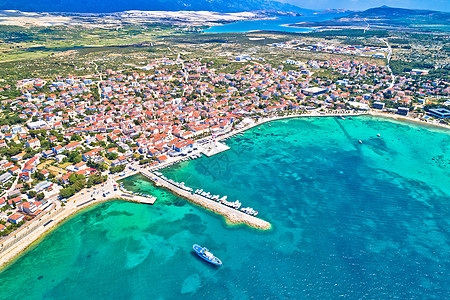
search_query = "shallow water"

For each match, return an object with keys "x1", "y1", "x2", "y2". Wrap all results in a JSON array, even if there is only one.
[
  {"x1": 204, "y1": 14, "x2": 340, "y2": 33},
  {"x1": 1, "y1": 116, "x2": 449, "y2": 299}
]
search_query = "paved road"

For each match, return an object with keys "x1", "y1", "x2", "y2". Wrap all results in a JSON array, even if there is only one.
[
  {"x1": 92, "y1": 61, "x2": 103, "y2": 98},
  {"x1": 379, "y1": 38, "x2": 396, "y2": 90}
]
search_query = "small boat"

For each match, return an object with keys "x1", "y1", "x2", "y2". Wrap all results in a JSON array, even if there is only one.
[
  {"x1": 359, "y1": 140, "x2": 363, "y2": 144},
  {"x1": 377, "y1": 134, "x2": 381, "y2": 137},
  {"x1": 234, "y1": 200, "x2": 242, "y2": 209},
  {"x1": 193, "y1": 244, "x2": 222, "y2": 266},
  {"x1": 241, "y1": 207, "x2": 258, "y2": 216}
]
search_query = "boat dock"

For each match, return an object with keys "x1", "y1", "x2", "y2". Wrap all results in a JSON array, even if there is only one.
[
  {"x1": 117, "y1": 184, "x2": 157, "y2": 204},
  {"x1": 139, "y1": 170, "x2": 271, "y2": 230},
  {"x1": 120, "y1": 193, "x2": 157, "y2": 204},
  {"x1": 201, "y1": 141, "x2": 230, "y2": 157}
]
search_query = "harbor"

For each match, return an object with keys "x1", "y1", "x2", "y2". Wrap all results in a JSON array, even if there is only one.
[{"x1": 139, "y1": 170, "x2": 271, "y2": 230}]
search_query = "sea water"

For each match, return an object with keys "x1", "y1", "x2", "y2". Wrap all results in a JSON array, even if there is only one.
[
  {"x1": 0, "y1": 116, "x2": 449, "y2": 299},
  {"x1": 204, "y1": 14, "x2": 341, "y2": 34}
]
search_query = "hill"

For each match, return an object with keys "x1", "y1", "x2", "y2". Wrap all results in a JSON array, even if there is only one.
[
  {"x1": 345, "y1": 6, "x2": 449, "y2": 23},
  {"x1": 0, "y1": 0, "x2": 312, "y2": 14},
  {"x1": 289, "y1": 6, "x2": 450, "y2": 32}
]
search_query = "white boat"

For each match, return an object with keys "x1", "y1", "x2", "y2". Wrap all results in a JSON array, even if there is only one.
[{"x1": 240, "y1": 207, "x2": 258, "y2": 216}]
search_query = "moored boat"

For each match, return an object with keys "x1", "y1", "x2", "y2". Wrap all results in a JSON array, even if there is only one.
[{"x1": 193, "y1": 244, "x2": 222, "y2": 266}]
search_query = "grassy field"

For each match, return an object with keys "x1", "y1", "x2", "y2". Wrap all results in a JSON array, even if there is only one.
[
  {"x1": 0, "y1": 23, "x2": 177, "y2": 63},
  {"x1": 37, "y1": 160, "x2": 54, "y2": 170},
  {"x1": 48, "y1": 165, "x2": 67, "y2": 176},
  {"x1": 0, "y1": 26, "x2": 446, "y2": 86},
  {"x1": 58, "y1": 162, "x2": 72, "y2": 169}
]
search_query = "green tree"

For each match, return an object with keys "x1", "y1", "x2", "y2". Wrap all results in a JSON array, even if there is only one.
[
  {"x1": 71, "y1": 134, "x2": 82, "y2": 141},
  {"x1": 68, "y1": 152, "x2": 82, "y2": 164},
  {"x1": 36, "y1": 172, "x2": 45, "y2": 181},
  {"x1": 107, "y1": 152, "x2": 118, "y2": 160},
  {"x1": 60, "y1": 187, "x2": 75, "y2": 199},
  {"x1": 68, "y1": 173, "x2": 85, "y2": 185},
  {"x1": 109, "y1": 165, "x2": 125, "y2": 174}
]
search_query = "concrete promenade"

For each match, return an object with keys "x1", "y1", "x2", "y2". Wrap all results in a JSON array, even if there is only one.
[
  {"x1": 139, "y1": 170, "x2": 271, "y2": 230},
  {"x1": 215, "y1": 110, "x2": 369, "y2": 142},
  {"x1": 201, "y1": 141, "x2": 230, "y2": 157}
]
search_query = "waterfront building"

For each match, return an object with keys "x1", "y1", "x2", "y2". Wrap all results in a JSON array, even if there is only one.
[
  {"x1": 397, "y1": 107, "x2": 410, "y2": 116},
  {"x1": 427, "y1": 108, "x2": 450, "y2": 118},
  {"x1": 19, "y1": 202, "x2": 38, "y2": 215},
  {"x1": 8, "y1": 213, "x2": 25, "y2": 224}
]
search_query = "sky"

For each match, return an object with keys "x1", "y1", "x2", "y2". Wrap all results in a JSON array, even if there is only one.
[{"x1": 281, "y1": 0, "x2": 450, "y2": 11}]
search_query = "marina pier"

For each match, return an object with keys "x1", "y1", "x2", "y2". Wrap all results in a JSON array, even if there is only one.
[{"x1": 139, "y1": 170, "x2": 271, "y2": 230}]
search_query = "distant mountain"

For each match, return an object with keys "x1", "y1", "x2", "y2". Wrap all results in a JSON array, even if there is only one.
[
  {"x1": 289, "y1": 6, "x2": 450, "y2": 32},
  {"x1": 315, "y1": 9, "x2": 357, "y2": 15},
  {"x1": 0, "y1": 0, "x2": 313, "y2": 14},
  {"x1": 344, "y1": 5, "x2": 449, "y2": 22}
]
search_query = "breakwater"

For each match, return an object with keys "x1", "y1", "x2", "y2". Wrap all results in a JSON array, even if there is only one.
[{"x1": 140, "y1": 170, "x2": 271, "y2": 230}]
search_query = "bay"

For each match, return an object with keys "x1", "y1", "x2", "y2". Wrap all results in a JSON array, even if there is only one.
[
  {"x1": 204, "y1": 14, "x2": 341, "y2": 33},
  {"x1": 0, "y1": 116, "x2": 449, "y2": 299}
]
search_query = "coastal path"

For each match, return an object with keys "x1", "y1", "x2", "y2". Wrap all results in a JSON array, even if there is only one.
[
  {"x1": 0, "y1": 202, "x2": 63, "y2": 267},
  {"x1": 0, "y1": 178, "x2": 157, "y2": 267}
]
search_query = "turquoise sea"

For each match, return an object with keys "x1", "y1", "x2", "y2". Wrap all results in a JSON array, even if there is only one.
[
  {"x1": 204, "y1": 14, "x2": 341, "y2": 33},
  {"x1": 1, "y1": 116, "x2": 450, "y2": 299}
]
